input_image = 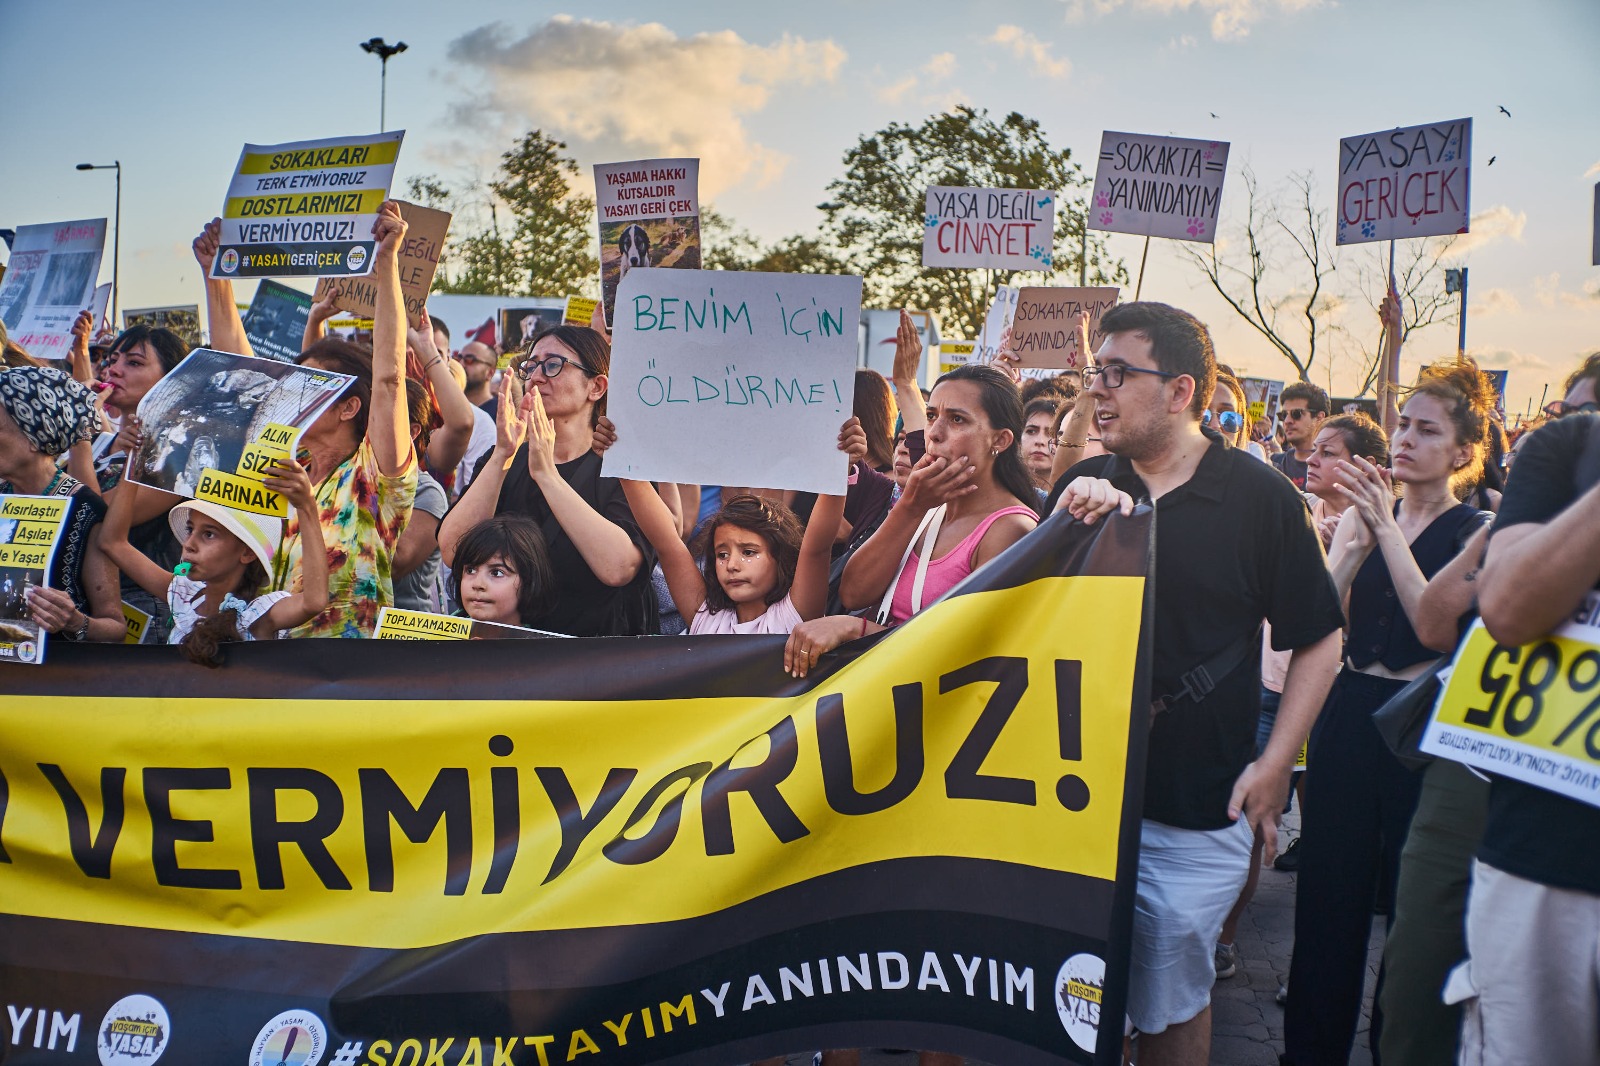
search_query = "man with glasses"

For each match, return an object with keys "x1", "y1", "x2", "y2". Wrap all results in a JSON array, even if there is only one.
[
  {"x1": 1044, "y1": 302, "x2": 1345, "y2": 1066},
  {"x1": 453, "y1": 339, "x2": 501, "y2": 416},
  {"x1": 1270, "y1": 382, "x2": 1331, "y2": 489}
]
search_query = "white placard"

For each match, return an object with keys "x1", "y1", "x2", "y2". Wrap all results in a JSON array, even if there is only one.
[
  {"x1": 211, "y1": 131, "x2": 405, "y2": 279},
  {"x1": 0, "y1": 219, "x2": 107, "y2": 360},
  {"x1": 976, "y1": 285, "x2": 1020, "y2": 364},
  {"x1": 603, "y1": 269, "x2": 862, "y2": 495},
  {"x1": 922, "y1": 186, "x2": 1056, "y2": 270},
  {"x1": 1337, "y1": 118, "x2": 1470, "y2": 245},
  {"x1": 1089, "y1": 132, "x2": 1229, "y2": 243}
]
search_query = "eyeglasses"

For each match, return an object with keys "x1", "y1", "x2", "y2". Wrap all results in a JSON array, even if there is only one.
[
  {"x1": 1081, "y1": 364, "x2": 1179, "y2": 389},
  {"x1": 1544, "y1": 400, "x2": 1599, "y2": 419},
  {"x1": 1203, "y1": 409, "x2": 1244, "y2": 434},
  {"x1": 1283, "y1": 407, "x2": 1324, "y2": 422},
  {"x1": 514, "y1": 352, "x2": 595, "y2": 381},
  {"x1": 451, "y1": 351, "x2": 494, "y2": 369}
]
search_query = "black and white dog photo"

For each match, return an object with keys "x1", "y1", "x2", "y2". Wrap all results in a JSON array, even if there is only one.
[{"x1": 617, "y1": 224, "x2": 651, "y2": 279}]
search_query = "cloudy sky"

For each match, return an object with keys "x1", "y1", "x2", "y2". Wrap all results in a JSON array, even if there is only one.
[{"x1": 3, "y1": 0, "x2": 1596, "y2": 414}]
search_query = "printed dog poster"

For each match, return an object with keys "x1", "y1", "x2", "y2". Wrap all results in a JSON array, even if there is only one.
[
  {"x1": 0, "y1": 218, "x2": 107, "y2": 360},
  {"x1": 594, "y1": 158, "x2": 700, "y2": 326}
]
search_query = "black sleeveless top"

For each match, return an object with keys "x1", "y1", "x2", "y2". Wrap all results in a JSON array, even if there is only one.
[{"x1": 1346, "y1": 502, "x2": 1486, "y2": 671}]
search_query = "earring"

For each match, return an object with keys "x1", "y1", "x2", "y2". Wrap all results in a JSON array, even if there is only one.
[{"x1": 991, "y1": 448, "x2": 999, "y2": 456}]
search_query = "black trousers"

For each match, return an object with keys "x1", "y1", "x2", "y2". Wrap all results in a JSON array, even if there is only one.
[{"x1": 1283, "y1": 670, "x2": 1423, "y2": 1066}]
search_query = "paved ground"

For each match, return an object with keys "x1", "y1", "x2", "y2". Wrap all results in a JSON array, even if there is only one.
[{"x1": 760, "y1": 811, "x2": 1388, "y2": 1066}]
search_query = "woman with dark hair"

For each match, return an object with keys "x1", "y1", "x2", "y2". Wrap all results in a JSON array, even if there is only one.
[
  {"x1": 262, "y1": 202, "x2": 418, "y2": 638},
  {"x1": 1282, "y1": 360, "x2": 1496, "y2": 1065},
  {"x1": 783, "y1": 364, "x2": 1039, "y2": 678},
  {"x1": 0, "y1": 367, "x2": 124, "y2": 643},
  {"x1": 439, "y1": 324, "x2": 655, "y2": 636},
  {"x1": 852, "y1": 368, "x2": 897, "y2": 472}
]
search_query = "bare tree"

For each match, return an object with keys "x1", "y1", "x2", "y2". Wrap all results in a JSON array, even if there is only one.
[
  {"x1": 1334, "y1": 235, "x2": 1460, "y2": 396},
  {"x1": 1181, "y1": 168, "x2": 1337, "y2": 383}
]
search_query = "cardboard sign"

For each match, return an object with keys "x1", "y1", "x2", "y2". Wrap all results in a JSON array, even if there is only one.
[
  {"x1": 242, "y1": 280, "x2": 313, "y2": 362},
  {"x1": 1090, "y1": 132, "x2": 1229, "y2": 243},
  {"x1": 1009, "y1": 287, "x2": 1119, "y2": 370},
  {"x1": 0, "y1": 219, "x2": 107, "y2": 359},
  {"x1": 124, "y1": 305, "x2": 202, "y2": 350},
  {"x1": 0, "y1": 495, "x2": 71, "y2": 665},
  {"x1": 922, "y1": 186, "x2": 1056, "y2": 271},
  {"x1": 594, "y1": 158, "x2": 700, "y2": 324},
  {"x1": 603, "y1": 269, "x2": 862, "y2": 495},
  {"x1": 212, "y1": 131, "x2": 405, "y2": 279},
  {"x1": 312, "y1": 200, "x2": 450, "y2": 327},
  {"x1": 130, "y1": 349, "x2": 353, "y2": 517},
  {"x1": 1240, "y1": 377, "x2": 1284, "y2": 427},
  {"x1": 88, "y1": 283, "x2": 112, "y2": 334},
  {"x1": 1337, "y1": 118, "x2": 1470, "y2": 245},
  {"x1": 861, "y1": 308, "x2": 937, "y2": 387},
  {"x1": 564, "y1": 295, "x2": 600, "y2": 326},
  {"x1": 374, "y1": 607, "x2": 569, "y2": 641}
]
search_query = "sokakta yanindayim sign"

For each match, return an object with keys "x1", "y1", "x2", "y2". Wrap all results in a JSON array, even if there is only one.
[{"x1": 1089, "y1": 132, "x2": 1229, "y2": 243}]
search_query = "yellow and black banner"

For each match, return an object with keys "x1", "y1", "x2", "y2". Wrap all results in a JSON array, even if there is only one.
[{"x1": 0, "y1": 510, "x2": 1154, "y2": 1065}]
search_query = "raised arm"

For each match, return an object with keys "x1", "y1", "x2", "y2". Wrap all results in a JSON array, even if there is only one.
[
  {"x1": 302, "y1": 291, "x2": 339, "y2": 352},
  {"x1": 891, "y1": 309, "x2": 927, "y2": 433},
  {"x1": 790, "y1": 419, "x2": 860, "y2": 621},
  {"x1": 367, "y1": 201, "x2": 413, "y2": 478},
  {"x1": 98, "y1": 479, "x2": 174, "y2": 601},
  {"x1": 412, "y1": 308, "x2": 474, "y2": 475},
  {"x1": 258, "y1": 459, "x2": 329, "y2": 633},
  {"x1": 439, "y1": 375, "x2": 524, "y2": 568},
  {"x1": 621, "y1": 479, "x2": 707, "y2": 619},
  {"x1": 193, "y1": 218, "x2": 254, "y2": 357}
]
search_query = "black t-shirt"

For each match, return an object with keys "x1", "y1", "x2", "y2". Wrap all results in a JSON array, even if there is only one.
[
  {"x1": 1271, "y1": 449, "x2": 1309, "y2": 489},
  {"x1": 1478, "y1": 414, "x2": 1600, "y2": 895},
  {"x1": 467, "y1": 447, "x2": 657, "y2": 637},
  {"x1": 1046, "y1": 431, "x2": 1346, "y2": 829}
]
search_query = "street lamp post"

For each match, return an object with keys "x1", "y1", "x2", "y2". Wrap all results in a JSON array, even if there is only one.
[
  {"x1": 1445, "y1": 267, "x2": 1469, "y2": 362},
  {"x1": 360, "y1": 37, "x2": 408, "y2": 132},
  {"x1": 75, "y1": 161, "x2": 121, "y2": 330}
]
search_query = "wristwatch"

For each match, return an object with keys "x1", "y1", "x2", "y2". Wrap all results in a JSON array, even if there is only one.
[{"x1": 61, "y1": 612, "x2": 90, "y2": 642}]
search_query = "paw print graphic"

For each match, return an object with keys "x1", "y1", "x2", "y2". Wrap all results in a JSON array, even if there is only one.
[
  {"x1": 1041, "y1": 254, "x2": 1053, "y2": 268},
  {"x1": 1361, "y1": 221, "x2": 1376, "y2": 239},
  {"x1": 924, "y1": 214, "x2": 938, "y2": 228},
  {"x1": 1204, "y1": 147, "x2": 1215, "y2": 161},
  {"x1": 1095, "y1": 192, "x2": 1109, "y2": 208},
  {"x1": 1442, "y1": 150, "x2": 1455, "y2": 162},
  {"x1": 1185, "y1": 217, "x2": 1207, "y2": 238},
  {"x1": 1100, "y1": 210, "x2": 1115, "y2": 226},
  {"x1": 1037, "y1": 195, "x2": 1053, "y2": 209},
  {"x1": 1030, "y1": 244, "x2": 1048, "y2": 259}
]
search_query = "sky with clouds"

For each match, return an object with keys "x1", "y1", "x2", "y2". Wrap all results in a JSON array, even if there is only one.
[{"x1": 2, "y1": 0, "x2": 1596, "y2": 415}]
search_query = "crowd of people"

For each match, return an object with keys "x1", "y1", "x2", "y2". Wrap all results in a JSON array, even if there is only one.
[{"x1": 2, "y1": 199, "x2": 1597, "y2": 1066}]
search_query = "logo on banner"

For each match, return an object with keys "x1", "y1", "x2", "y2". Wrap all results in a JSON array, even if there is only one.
[
  {"x1": 97, "y1": 994, "x2": 169, "y2": 1066},
  {"x1": 220, "y1": 249, "x2": 240, "y2": 274},
  {"x1": 346, "y1": 246, "x2": 367, "y2": 272},
  {"x1": 1054, "y1": 953, "x2": 1105, "y2": 1053},
  {"x1": 248, "y1": 1010, "x2": 327, "y2": 1066}
]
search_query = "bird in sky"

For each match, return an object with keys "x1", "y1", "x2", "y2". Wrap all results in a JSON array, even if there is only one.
[
  {"x1": 1488, "y1": 156, "x2": 1497, "y2": 165},
  {"x1": 1210, "y1": 112, "x2": 1218, "y2": 118},
  {"x1": 1499, "y1": 105, "x2": 1511, "y2": 117}
]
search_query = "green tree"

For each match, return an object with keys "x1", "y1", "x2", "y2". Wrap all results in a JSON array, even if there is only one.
[
  {"x1": 410, "y1": 131, "x2": 598, "y2": 297},
  {"x1": 701, "y1": 206, "x2": 849, "y2": 275},
  {"x1": 822, "y1": 106, "x2": 1124, "y2": 338}
]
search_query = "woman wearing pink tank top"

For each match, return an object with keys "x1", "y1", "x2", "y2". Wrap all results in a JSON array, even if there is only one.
[{"x1": 784, "y1": 364, "x2": 1040, "y2": 678}]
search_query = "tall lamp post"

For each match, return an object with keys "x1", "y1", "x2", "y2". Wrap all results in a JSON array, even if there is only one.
[
  {"x1": 360, "y1": 38, "x2": 408, "y2": 132},
  {"x1": 75, "y1": 161, "x2": 121, "y2": 330},
  {"x1": 1445, "y1": 267, "x2": 1469, "y2": 363}
]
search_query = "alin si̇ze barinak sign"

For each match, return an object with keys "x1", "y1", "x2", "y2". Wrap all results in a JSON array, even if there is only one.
[{"x1": 0, "y1": 510, "x2": 1155, "y2": 1066}]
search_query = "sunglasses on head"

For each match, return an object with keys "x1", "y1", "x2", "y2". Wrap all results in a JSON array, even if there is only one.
[{"x1": 1203, "y1": 409, "x2": 1244, "y2": 434}]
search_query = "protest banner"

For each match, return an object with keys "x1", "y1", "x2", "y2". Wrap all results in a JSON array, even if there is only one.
[
  {"x1": 1423, "y1": 590, "x2": 1600, "y2": 809},
  {"x1": 375, "y1": 607, "x2": 569, "y2": 641},
  {"x1": 211, "y1": 131, "x2": 405, "y2": 280},
  {"x1": 242, "y1": 280, "x2": 312, "y2": 362},
  {"x1": 129, "y1": 349, "x2": 353, "y2": 518},
  {"x1": 595, "y1": 158, "x2": 701, "y2": 324},
  {"x1": 939, "y1": 339, "x2": 977, "y2": 375},
  {"x1": 124, "y1": 305, "x2": 203, "y2": 350},
  {"x1": 1240, "y1": 377, "x2": 1284, "y2": 428},
  {"x1": 1337, "y1": 118, "x2": 1471, "y2": 245},
  {"x1": 0, "y1": 507, "x2": 1156, "y2": 1065},
  {"x1": 977, "y1": 285, "x2": 1021, "y2": 365},
  {"x1": 862, "y1": 308, "x2": 937, "y2": 387},
  {"x1": 922, "y1": 187, "x2": 1056, "y2": 271},
  {"x1": 1089, "y1": 133, "x2": 1228, "y2": 243},
  {"x1": 312, "y1": 200, "x2": 450, "y2": 328},
  {"x1": 1009, "y1": 288, "x2": 1120, "y2": 370},
  {"x1": 604, "y1": 269, "x2": 862, "y2": 496},
  {"x1": 1483, "y1": 369, "x2": 1509, "y2": 419},
  {"x1": 499, "y1": 306, "x2": 567, "y2": 353},
  {"x1": 121, "y1": 601, "x2": 152, "y2": 644},
  {"x1": 565, "y1": 294, "x2": 600, "y2": 326},
  {"x1": 0, "y1": 218, "x2": 107, "y2": 359},
  {"x1": 0, "y1": 495, "x2": 71, "y2": 665}
]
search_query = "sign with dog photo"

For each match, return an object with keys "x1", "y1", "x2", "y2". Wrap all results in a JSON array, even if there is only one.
[
  {"x1": 594, "y1": 158, "x2": 701, "y2": 326},
  {"x1": 0, "y1": 495, "x2": 71, "y2": 665}
]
